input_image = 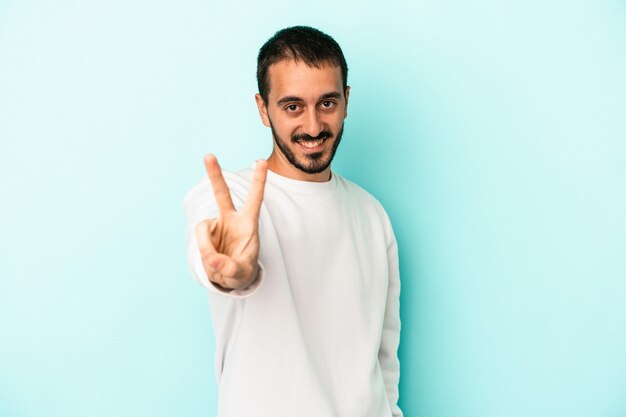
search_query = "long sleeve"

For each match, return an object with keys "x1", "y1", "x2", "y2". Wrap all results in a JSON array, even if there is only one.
[{"x1": 378, "y1": 217, "x2": 403, "y2": 417}]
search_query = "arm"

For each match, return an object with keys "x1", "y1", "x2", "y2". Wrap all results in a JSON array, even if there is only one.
[{"x1": 379, "y1": 222, "x2": 403, "y2": 416}]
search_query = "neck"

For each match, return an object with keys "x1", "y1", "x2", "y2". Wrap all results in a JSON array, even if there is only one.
[{"x1": 267, "y1": 150, "x2": 331, "y2": 182}]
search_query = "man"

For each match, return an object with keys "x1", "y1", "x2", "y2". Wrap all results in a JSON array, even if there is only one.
[{"x1": 184, "y1": 26, "x2": 402, "y2": 417}]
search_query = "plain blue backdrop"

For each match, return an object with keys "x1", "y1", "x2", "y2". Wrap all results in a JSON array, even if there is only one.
[{"x1": 1, "y1": 1, "x2": 625, "y2": 416}]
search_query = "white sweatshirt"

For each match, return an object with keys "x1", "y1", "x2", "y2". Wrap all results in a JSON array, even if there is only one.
[{"x1": 183, "y1": 166, "x2": 402, "y2": 417}]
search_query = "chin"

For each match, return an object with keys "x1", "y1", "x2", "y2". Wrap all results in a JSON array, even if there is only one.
[{"x1": 298, "y1": 155, "x2": 333, "y2": 174}]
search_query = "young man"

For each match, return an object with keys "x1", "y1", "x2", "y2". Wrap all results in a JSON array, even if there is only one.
[{"x1": 184, "y1": 26, "x2": 402, "y2": 417}]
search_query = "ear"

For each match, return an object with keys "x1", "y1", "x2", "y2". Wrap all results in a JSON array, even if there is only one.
[
  {"x1": 255, "y1": 93, "x2": 271, "y2": 127},
  {"x1": 343, "y1": 86, "x2": 350, "y2": 119}
]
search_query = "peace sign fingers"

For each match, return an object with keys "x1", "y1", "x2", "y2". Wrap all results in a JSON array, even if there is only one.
[
  {"x1": 204, "y1": 154, "x2": 235, "y2": 215},
  {"x1": 196, "y1": 154, "x2": 265, "y2": 291},
  {"x1": 243, "y1": 159, "x2": 268, "y2": 221}
]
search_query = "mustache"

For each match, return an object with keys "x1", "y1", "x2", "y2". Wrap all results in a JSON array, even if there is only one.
[{"x1": 292, "y1": 130, "x2": 332, "y2": 143}]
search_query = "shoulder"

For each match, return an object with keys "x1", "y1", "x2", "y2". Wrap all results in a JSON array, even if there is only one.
[
  {"x1": 334, "y1": 172, "x2": 387, "y2": 213},
  {"x1": 333, "y1": 172, "x2": 395, "y2": 239}
]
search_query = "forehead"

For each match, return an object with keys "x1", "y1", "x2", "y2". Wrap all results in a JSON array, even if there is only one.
[{"x1": 267, "y1": 59, "x2": 342, "y2": 101}]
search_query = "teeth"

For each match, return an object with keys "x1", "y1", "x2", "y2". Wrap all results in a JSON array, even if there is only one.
[{"x1": 301, "y1": 139, "x2": 323, "y2": 148}]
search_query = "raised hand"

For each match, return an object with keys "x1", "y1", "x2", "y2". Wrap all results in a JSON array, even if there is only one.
[{"x1": 195, "y1": 154, "x2": 268, "y2": 291}]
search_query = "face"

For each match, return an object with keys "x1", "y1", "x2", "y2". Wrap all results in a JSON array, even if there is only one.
[{"x1": 255, "y1": 59, "x2": 350, "y2": 181}]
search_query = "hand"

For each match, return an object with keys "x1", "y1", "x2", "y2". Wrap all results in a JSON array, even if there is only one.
[{"x1": 195, "y1": 154, "x2": 268, "y2": 291}]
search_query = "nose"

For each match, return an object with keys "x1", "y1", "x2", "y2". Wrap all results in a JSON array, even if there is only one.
[{"x1": 303, "y1": 108, "x2": 323, "y2": 138}]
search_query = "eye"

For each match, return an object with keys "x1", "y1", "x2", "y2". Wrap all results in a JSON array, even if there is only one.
[
  {"x1": 285, "y1": 104, "x2": 299, "y2": 112},
  {"x1": 321, "y1": 100, "x2": 336, "y2": 109}
]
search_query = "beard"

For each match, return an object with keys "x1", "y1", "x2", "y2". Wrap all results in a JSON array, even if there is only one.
[{"x1": 269, "y1": 119, "x2": 344, "y2": 175}]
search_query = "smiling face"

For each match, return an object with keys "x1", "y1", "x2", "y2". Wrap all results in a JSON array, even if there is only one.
[{"x1": 255, "y1": 59, "x2": 350, "y2": 182}]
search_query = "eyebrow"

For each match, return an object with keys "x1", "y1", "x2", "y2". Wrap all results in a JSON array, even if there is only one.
[{"x1": 276, "y1": 91, "x2": 342, "y2": 106}]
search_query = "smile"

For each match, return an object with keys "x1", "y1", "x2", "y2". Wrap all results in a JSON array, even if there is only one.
[{"x1": 296, "y1": 138, "x2": 328, "y2": 153}]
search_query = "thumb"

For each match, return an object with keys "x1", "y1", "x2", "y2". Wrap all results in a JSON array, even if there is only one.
[
  {"x1": 207, "y1": 253, "x2": 242, "y2": 278},
  {"x1": 207, "y1": 255, "x2": 222, "y2": 271}
]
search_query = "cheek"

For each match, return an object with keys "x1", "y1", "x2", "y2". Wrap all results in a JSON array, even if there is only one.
[
  {"x1": 274, "y1": 119, "x2": 299, "y2": 140},
  {"x1": 269, "y1": 112, "x2": 288, "y2": 131},
  {"x1": 282, "y1": 118, "x2": 303, "y2": 136},
  {"x1": 326, "y1": 113, "x2": 344, "y2": 131}
]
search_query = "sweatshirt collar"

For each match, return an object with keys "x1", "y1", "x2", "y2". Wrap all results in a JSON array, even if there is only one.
[{"x1": 265, "y1": 168, "x2": 338, "y2": 193}]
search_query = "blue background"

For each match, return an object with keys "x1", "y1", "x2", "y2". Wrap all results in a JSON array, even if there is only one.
[{"x1": 1, "y1": 1, "x2": 625, "y2": 416}]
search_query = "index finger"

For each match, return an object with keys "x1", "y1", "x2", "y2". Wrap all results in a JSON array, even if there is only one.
[
  {"x1": 204, "y1": 154, "x2": 235, "y2": 214},
  {"x1": 243, "y1": 159, "x2": 268, "y2": 220}
]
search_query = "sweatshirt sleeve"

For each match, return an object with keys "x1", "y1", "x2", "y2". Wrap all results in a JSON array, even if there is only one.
[
  {"x1": 183, "y1": 175, "x2": 263, "y2": 298},
  {"x1": 379, "y1": 216, "x2": 403, "y2": 417}
]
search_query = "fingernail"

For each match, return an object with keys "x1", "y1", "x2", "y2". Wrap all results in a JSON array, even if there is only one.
[{"x1": 209, "y1": 258, "x2": 222, "y2": 271}]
